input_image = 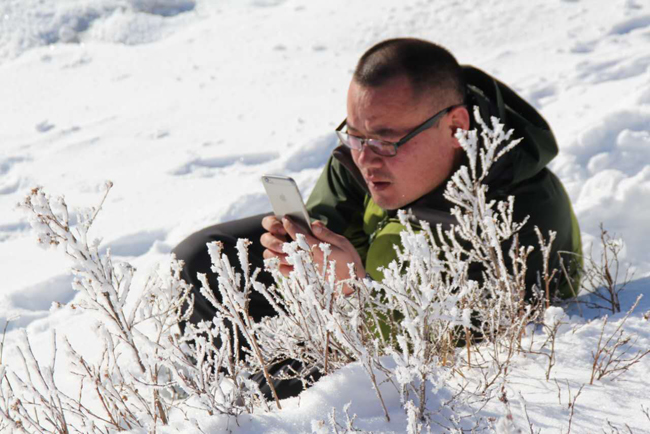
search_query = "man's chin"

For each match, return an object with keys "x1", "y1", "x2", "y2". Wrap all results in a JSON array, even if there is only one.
[{"x1": 370, "y1": 193, "x2": 400, "y2": 211}]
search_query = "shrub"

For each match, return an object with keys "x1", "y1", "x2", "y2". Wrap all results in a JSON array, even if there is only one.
[{"x1": 4, "y1": 109, "x2": 642, "y2": 433}]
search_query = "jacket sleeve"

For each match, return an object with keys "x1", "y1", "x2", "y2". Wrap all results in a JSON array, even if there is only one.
[{"x1": 306, "y1": 155, "x2": 370, "y2": 261}]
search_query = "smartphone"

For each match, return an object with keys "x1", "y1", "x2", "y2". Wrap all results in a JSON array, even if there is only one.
[{"x1": 261, "y1": 175, "x2": 312, "y2": 233}]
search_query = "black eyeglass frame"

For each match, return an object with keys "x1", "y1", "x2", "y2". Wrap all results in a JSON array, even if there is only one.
[{"x1": 335, "y1": 103, "x2": 465, "y2": 157}]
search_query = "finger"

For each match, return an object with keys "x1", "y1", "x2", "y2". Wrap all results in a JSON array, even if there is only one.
[
  {"x1": 261, "y1": 215, "x2": 277, "y2": 230},
  {"x1": 279, "y1": 264, "x2": 293, "y2": 277},
  {"x1": 263, "y1": 248, "x2": 289, "y2": 265},
  {"x1": 260, "y1": 232, "x2": 286, "y2": 253},
  {"x1": 311, "y1": 221, "x2": 346, "y2": 246},
  {"x1": 283, "y1": 216, "x2": 319, "y2": 245},
  {"x1": 261, "y1": 215, "x2": 287, "y2": 236}
]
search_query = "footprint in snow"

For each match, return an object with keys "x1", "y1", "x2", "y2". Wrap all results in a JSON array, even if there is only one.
[
  {"x1": 576, "y1": 56, "x2": 650, "y2": 84},
  {"x1": 524, "y1": 82, "x2": 557, "y2": 109},
  {"x1": 35, "y1": 120, "x2": 55, "y2": 133},
  {"x1": 0, "y1": 156, "x2": 28, "y2": 195},
  {"x1": 0, "y1": 221, "x2": 31, "y2": 242},
  {"x1": 102, "y1": 229, "x2": 167, "y2": 257},
  {"x1": 9, "y1": 274, "x2": 76, "y2": 312},
  {"x1": 609, "y1": 14, "x2": 650, "y2": 35},
  {"x1": 250, "y1": 0, "x2": 286, "y2": 7},
  {"x1": 0, "y1": 176, "x2": 21, "y2": 195},
  {"x1": 171, "y1": 152, "x2": 279, "y2": 176}
]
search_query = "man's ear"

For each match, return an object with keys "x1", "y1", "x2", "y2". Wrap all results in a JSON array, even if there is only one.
[{"x1": 448, "y1": 105, "x2": 470, "y2": 149}]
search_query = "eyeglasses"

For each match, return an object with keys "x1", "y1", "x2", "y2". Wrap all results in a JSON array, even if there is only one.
[{"x1": 335, "y1": 104, "x2": 463, "y2": 157}]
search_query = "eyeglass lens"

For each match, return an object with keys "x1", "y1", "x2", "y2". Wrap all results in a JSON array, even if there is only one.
[{"x1": 340, "y1": 133, "x2": 395, "y2": 156}]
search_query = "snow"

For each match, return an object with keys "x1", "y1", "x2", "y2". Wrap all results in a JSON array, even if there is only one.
[{"x1": 1, "y1": 0, "x2": 650, "y2": 432}]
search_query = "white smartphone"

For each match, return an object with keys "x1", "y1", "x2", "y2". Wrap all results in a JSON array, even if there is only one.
[{"x1": 261, "y1": 175, "x2": 312, "y2": 233}]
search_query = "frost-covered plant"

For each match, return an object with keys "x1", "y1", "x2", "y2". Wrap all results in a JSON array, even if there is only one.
[
  {"x1": 253, "y1": 238, "x2": 355, "y2": 378},
  {"x1": 1, "y1": 108, "x2": 577, "y2": 433},
  {"x1": 194, "y1": 239, "x2": 284, "y2": 409},
  {"x1": 311, "y1": 402, "x2": 365, "y2": 434},
  {"x1": 12, "y1": 184, "x2": 175, "y2": 426},
  {"x1": 210, "y1": 108, "x2": 554, "y2": 428},
  {"x1": 436, "y1": 110, "x2": 549, "y2": 396},
  {"x1": 450, "y1": 110, "x2": 545, "y2": 344},
  {"x1": 342, "y1": 108, "x2": 550, "y2": 423},
  {"x1": 165, "y1": 311, "x2": 266, "y2": 417},
  {"x1": 0, "y1": 184, "x2": 247, "y2": 432},
  {"x1": 363, "y1": 212, "x2": 478, "y2": 419},
  {"x1": 200, "y1": 234, "x2": 396, "y2": 419}
]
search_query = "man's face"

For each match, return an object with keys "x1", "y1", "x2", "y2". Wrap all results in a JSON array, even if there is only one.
[{"x1": 346, "y1": 76, "x2": 466, "y2": 210}]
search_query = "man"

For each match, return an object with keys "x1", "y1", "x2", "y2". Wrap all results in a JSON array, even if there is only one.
[
  {"x1": 174, "y1": 38, "x2": 582, "y2": 397},
  {"x1": 259, "y1": 38, "x2": 581, "y2": 295}
]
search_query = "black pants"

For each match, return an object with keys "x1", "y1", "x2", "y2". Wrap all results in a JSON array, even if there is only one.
[{"x1": 172, "y1": 213, "x2": 320, "y2": 400}]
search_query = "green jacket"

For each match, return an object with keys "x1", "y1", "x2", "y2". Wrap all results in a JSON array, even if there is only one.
[{"x1": 306, "y1": 66, "x2": 582, "y2": 299}]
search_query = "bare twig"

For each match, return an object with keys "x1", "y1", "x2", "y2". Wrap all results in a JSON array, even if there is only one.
[
  {"x1": 567, "y1": 226, "x2": 633, "y2": 314},
  {"x1": 641, "y1": 404, "x2": 650, "y2": 423},
  {"x1": 518, "y1": 393, "x2": 541, "y2": 434},
  {"x1": 590, "y1": 295, "x2": 649, "y2": 384},
  {"x1": 0, "y1": 318, "x2": 13, "y2": 366},
  {"x1": 559, "y1": 255, "x2": 583, "y2": 317},
  {"x1": 566, "y1": 383, "x2": 584, "y2": 434}
]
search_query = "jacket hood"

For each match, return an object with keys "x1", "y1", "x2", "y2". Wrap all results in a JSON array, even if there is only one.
[{"x1": 463, "y1": 66, "x2": 558, "y2": 187}]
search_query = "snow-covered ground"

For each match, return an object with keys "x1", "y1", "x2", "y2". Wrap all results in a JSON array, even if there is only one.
[{"x1": 1, "y1": 0, "x2": 649, "y2": 432}]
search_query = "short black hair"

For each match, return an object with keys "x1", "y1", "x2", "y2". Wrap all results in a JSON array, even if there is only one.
[{"x1": 353, "y1": 38, "x2": 466, "y2": 105}]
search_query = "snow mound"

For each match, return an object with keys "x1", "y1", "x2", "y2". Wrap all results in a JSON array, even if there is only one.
[{"x1": 0, "y1": 0, "x2": 196, "y2": 62}]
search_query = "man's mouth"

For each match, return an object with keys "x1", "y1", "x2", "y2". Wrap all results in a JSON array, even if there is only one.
[{"x1": 367, "y1": 179, "x2": 391, "y2": 191}]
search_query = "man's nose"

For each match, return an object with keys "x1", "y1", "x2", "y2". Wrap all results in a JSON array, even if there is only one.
[{"x1": 356, "y1": 144, "x2": 384, "y2": 169}]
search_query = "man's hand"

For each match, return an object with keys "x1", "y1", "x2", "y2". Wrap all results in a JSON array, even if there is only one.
[
  {"x1": 260, "y1": 215, "x2": 365, "y2": 292},
  {"x1": 260, "y1": 215, "x2": 293, "y2": 276}
]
